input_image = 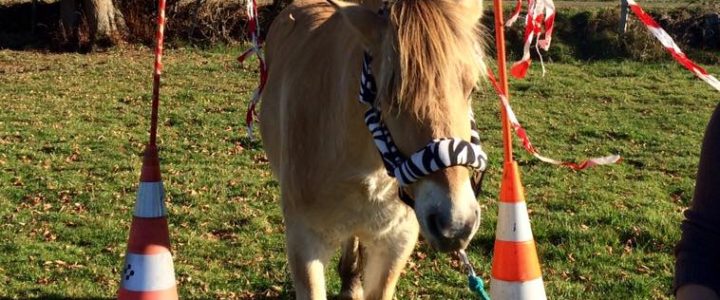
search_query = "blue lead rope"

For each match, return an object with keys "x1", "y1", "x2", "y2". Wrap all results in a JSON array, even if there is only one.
[
  {"x1": 468, "y1": 273, "x2": 491, "y2": 300},
  {"x1": 458, "y1": 250, "x2": 491, "y2": 300}
]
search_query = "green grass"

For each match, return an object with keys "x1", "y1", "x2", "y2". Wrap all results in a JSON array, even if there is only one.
[{"x1": 0, "y1": 46, "x2": 717, "y2": 299}]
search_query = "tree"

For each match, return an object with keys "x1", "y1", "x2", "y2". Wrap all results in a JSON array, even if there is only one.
[
  {"x1": 84, "y1": 0, "x2": 126, "y2": 46},
  {"x1": 271, "y1": 0, "x2": 384, "y2": 10},
  {"x1": 60, "y1": 0, "x2": 126, "y2": 49}
]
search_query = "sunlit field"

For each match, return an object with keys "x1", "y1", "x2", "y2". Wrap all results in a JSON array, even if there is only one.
[{"x1": 0, "y1": 45, "x2": 717, "y2": 298}]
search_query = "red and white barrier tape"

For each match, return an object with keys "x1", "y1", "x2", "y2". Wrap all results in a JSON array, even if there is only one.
[
  {"x1": 487, "y1": 71, "x2": 622, "y2": 170},
  {"x1": 627, "y1": 0, "x2": 720, "y2": 92},
  {"x1": 154, "y1": 0, "x2": 166, "y2": 77},
  {"x1": 508, "y1": 0, "x2": 720, "y2": 91},
  {"x1": 506, "y1": 0, "x2": 556, "y2": 79},
  {"x1": 506, "y1": 0, "x2": 524, "y2": 27},
  {"x1": 149, "y1": 0, "x2": 167, "y2": 147},
  {"x1": 239, "y1": 0, "x2": 268, "y2": 136}
]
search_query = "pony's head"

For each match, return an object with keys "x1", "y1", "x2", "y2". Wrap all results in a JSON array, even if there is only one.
[{"x1": 331, "y1": 0, "x2": 487, "y2": 252}]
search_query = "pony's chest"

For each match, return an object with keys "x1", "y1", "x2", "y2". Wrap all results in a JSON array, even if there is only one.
[
  {"x1": 345, "y1": 171, "x2": 411, "y2": 236},
  {"x1": 362, "y1": 170, "x2": 397, "y2": 204},
  {"x1": 300, "y1": 169, "x2": 412, "y2": 241}
]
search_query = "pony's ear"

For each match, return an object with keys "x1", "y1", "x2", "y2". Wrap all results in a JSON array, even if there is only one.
[{"x1": 327, "y1": 0, "x2": 387, "y2": 48}]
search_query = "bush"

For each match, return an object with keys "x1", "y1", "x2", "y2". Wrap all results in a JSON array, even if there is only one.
[
  {"x1": 1, "y1": 0, "x2": 718, "y2": 63},
  {"x1": 484, "y1": 6, "x2": 719, "y2": 64}
]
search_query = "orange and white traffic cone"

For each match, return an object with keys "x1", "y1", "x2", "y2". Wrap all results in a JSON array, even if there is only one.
[
  {"x1": 118, "y1": 145, "x2": 178, "y2": 299},
  {"x1": 490, "y1": 161, "x2": 547, "y2": 299}
]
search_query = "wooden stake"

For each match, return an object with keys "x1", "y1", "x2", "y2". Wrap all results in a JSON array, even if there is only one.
[{"x1": 619, "y1": 0, "x2": 629, "y2": 34}]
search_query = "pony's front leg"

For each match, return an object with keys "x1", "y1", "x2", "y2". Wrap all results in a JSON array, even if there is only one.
[
  {"x1": 362, "y1": 214, "x2": 419, "y2": 300},
  {"x1": 338, "y1": 236, "x2": 364, "y2": 300},
  {"x1": 285, "y1": 219, "x2": 334, "y2": 300}
]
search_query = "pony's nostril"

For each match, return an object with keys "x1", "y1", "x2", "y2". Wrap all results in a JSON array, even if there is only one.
[
  {"x1": 461, "y1": 218, "x2": 475, "y2": 238},
  {"x1": 427, "y1": 213, "x2": 448, "y2": 239}
]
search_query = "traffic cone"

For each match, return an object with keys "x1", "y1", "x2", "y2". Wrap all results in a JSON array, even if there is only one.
[
  {"x1": 490, "y1": 161, "x2": 547, "y2": 299},
  {"x1": 118, "y1": 144, "x2": 178, "y2": 299}
]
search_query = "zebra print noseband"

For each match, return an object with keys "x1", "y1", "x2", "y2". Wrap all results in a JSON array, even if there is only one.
[{"x1": 359, "y1": 52, "x2": 489, "y2": 207}]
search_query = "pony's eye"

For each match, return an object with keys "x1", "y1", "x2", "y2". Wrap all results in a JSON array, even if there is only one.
[
  {"x1": 463, "y1": 84, "x2": 475, "y2": 100},
  {"x1": 466, "y1": 87, "x2": 475, "y2": 99},
  {"x1": 383, "y1": 72, "x2": 400, "y2": 110},
  {"x1": 462, "y1": 76, "x2": 475, "y2": 99}
]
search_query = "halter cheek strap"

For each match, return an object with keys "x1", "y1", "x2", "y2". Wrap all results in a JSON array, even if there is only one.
[{"x1": 359, "y1": 52, "x2": 489, "y2": 207}]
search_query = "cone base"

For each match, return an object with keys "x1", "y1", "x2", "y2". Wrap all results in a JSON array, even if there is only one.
[
  {"x1": 118, "y1": 286, "x2": 178, "y2": 300},
  {"x1": 490, "y1": 277, "x2": 546, "y2": 300},
  {"x1": 120, "y1": 252, "x2": 176, "y2": 291},
  {"x1": 127, "y1": 217, "x2": 172, "y2": 254}
]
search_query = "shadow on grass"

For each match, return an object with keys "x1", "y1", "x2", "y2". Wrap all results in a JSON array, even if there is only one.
[
  {"x1": 0, "y1": 1, "x2": 67, "y2": 51},
  {"x1": 231, "y1": 135, "x2": 264, "y2": 151},
  {"x1": 0, "y1": 297, "x2": 113, "y2": 300},
  {"x1": 466, "y1": 234, "x2": 495, "y2": 258}
]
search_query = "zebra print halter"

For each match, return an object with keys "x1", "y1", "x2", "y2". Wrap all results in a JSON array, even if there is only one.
[{"x1": 359, "y1": 52, "x2": 489, "y2": 207}]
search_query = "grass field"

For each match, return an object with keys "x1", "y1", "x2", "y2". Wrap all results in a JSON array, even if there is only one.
[
  {"x1": 0, "y1": 0, "x2": 711, "y2": 8},
  {"x1": 0, "y1": 45, "x2": 718, "y2": 299}
]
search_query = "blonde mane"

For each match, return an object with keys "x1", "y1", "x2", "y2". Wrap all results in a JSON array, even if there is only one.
[{"x1": 380, "y1": 0, "x2": 486, "y2": 120}]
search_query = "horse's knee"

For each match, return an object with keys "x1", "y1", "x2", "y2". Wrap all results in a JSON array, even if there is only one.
[
  {"x1": 284, "y1": 222, "x2": 331, "y2": 300},
  {"x1": 361, "y1": 218, "x2": 419, "y2": 300}
]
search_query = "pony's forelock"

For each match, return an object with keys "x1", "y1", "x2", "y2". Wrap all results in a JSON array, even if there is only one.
[{"x1": 378, "y1": 0, "x2": 486, "y2": 121}]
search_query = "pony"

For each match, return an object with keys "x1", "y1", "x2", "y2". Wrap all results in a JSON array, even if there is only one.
[{"x1": 259, "y1": 0, "x2": 487, "y2": 298}]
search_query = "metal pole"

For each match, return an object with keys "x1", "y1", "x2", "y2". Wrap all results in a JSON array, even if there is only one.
[{"x1": 492, "y1": 0, "x2": 514, "y2": 163}]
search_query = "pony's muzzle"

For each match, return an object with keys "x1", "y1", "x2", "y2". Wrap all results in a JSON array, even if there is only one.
[
  {"x1": 414, "y1": 175, "x2": 481, "y2": 252},
  {"x1": 425, "y1": 206, "x2": 479, "y2": 252}
]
